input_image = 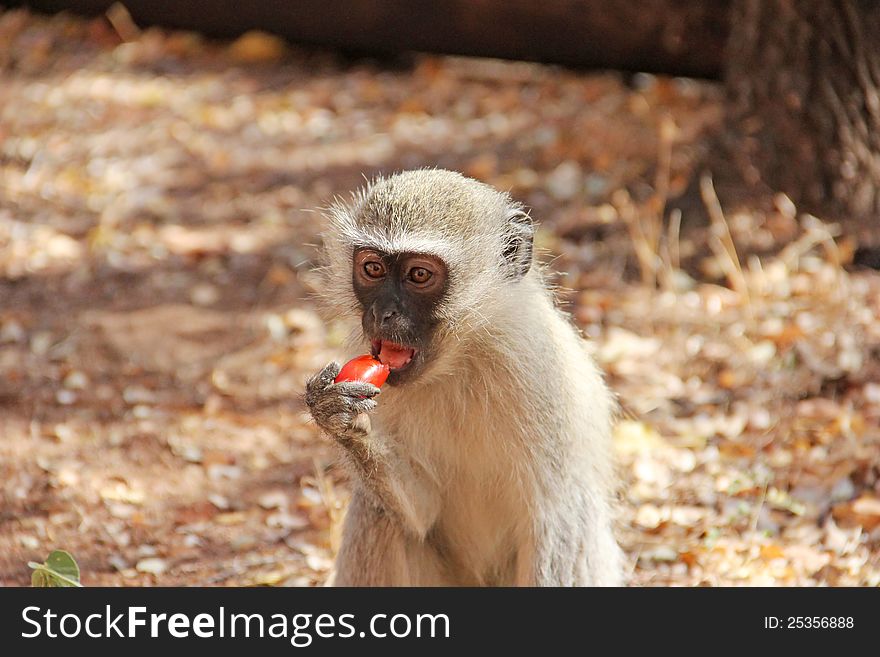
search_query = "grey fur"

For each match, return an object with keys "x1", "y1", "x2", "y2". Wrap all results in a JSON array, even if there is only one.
[{"x1": 307, "y1": 169, "x2": 624, "y2": 586}]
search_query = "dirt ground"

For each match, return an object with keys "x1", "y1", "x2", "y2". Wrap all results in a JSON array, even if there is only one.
[{"x1": 1, "y1": 9, "x2": 878, "y2": 587}]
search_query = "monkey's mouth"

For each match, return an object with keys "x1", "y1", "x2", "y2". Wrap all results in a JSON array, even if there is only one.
[{"x1": 371, "y1": 339, "x2": 416, "y2": 371}]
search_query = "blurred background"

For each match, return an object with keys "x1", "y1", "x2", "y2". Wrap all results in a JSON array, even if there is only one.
[{"x1": 0, "y1": 2, "x2": 878, "y2": 586}]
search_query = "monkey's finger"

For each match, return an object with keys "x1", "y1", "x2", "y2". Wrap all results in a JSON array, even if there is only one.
[
  {"x1": 317, "y1": 361, "x2": 342, "y2": 385},
  {"x1": 306, "y1": 361, "x2": 342, "y2": 393},
  {"x1": 349, "y1": 396, "x2": 378, "y2": 414},
  {"x1": 332, "y1": 381, "x2": 381, "y2": 399},
  {"x1": 310, "y1": 389, "x2": 376, "y2": 422}
]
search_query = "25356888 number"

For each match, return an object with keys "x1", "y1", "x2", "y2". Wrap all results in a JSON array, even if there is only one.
[{"x1": 765, "y1": 617, "x2": 854, "y2": 629}]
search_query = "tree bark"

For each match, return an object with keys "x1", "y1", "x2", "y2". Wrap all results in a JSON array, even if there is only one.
[
  {"x1": 14, "y1": 0, "x2": 730, "y2": 78},
  {"x1": 725, "y1": 0, "x2": 880, "y2": 221}
]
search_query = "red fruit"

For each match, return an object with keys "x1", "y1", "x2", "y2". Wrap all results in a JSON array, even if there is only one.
[{"x1": 334, "y1": 354, "x2": 390, "y2": 388}]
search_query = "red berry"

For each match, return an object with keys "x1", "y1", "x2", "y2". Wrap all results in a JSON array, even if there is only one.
[{"x1": 334, "y1": 354, "x2": 390, "y2": 387}]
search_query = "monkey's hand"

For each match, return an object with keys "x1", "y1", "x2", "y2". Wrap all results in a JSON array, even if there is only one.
[
  {"x1": 306, "y1": 362, "x2": 439, "y2": 537},
  {"x1": 305, "y1": 362, "x2": 380, "y2": 441}
]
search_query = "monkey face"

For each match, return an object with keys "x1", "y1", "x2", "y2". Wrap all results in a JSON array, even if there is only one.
[{"x1": 351, "y1": 247, "x2": 449, "y2": 385}]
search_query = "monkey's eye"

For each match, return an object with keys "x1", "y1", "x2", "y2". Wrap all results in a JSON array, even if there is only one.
[
  {"x1": 408, "y1": 266, "x2": 432, "y2": 284},
  {"x1": 363, "y1": 261, "x2": 386, "y2": 279}
]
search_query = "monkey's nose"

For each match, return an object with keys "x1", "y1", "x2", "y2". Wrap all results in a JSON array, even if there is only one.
[{"x1": 372, "y1": 305, "x2": 399, "y2": 326}]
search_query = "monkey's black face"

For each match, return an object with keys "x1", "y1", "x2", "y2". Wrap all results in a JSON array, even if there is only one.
[{"x1": 351, "y1": 248, "x2": 448, "y2": 385}]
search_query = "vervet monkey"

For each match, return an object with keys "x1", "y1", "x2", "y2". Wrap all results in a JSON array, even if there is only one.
[{"x1": 305, "y1": 169, "x2": 622, "y2": 586}]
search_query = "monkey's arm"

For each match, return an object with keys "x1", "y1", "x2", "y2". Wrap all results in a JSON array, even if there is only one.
[{"x1": 305, "y1": 362, "x2": 441, "y2": 539}]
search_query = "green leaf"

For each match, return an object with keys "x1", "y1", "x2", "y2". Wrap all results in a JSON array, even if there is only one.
[
  {"x1": 28, "y1": 550, "x2": 82, "y2": 587},
  {"x1": 31, "y1": 568, "x2": 53, "y2": 587}
]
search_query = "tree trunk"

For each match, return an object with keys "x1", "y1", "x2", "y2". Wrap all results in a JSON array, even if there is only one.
[
  {"x1": 14, "y1": 0, "x2": 730, "y2": 78},
  {"x1": 725, "y1": 0, "x2": 880, "y2": 221}
]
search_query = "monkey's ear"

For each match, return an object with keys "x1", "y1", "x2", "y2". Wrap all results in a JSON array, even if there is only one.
[{"x1": 501, "y1": 207, "x2": 535, "y2": 279}]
